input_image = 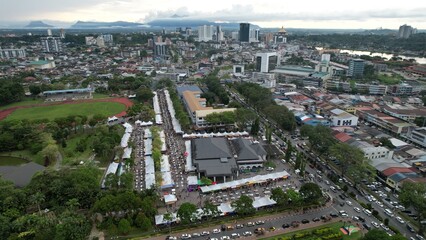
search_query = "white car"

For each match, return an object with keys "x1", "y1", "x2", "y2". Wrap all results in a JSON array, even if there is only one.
[
  {"x1": 212, "y1": 229, "x2": 221, "y2": 234},
  {"x1": 220, "y1": 236, "x2": 230, "y2": 240},
  {"x1": 242, "y1": 231, "x2": 252, "y2": 236},
  {"x1": 266, "y1": 167, "x2": 275, "y2": 171},
  {"x1": 231, "y1": 233, "x2": 240, "y2": 239},
  {"x1": 396, "y1": 216, "x2": 405, "y2": 224},
  {"x1": 354, "y1": 207, "x2": 361, "y2": 213},
  {"x1": 181, "y1": 234, "x2": 191, "y2": 239},
  {"x1": 346, "y1": 201, "x2": 353, "y2": 206},
  {"x1": 371, "y1": 221, "x2": 379, "y2": 228},
  {"x1": 376, "y1": 201, "x2": 384, "y2": 208},
  {"x1": 380, "y1": 223, "x2": 389, "y2": 231}
]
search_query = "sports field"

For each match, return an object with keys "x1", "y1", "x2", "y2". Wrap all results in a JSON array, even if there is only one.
[{"x1": 5, "y1": 101, "x2": 126, "y2": 121}]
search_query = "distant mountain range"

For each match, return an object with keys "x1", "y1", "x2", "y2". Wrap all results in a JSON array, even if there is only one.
[
  {"x1": 71, "y1": 21, "x2": 147, "y2": 29},
  {"x1": 25, "y1": 21, "x2": 53, "y2": 28}
]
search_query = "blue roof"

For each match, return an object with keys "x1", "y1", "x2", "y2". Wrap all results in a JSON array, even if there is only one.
[{"x1": 43, "y1": 88, "x2": 92, "y2": 94}]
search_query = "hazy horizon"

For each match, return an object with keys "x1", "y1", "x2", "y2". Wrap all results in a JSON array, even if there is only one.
[{"x1": 1, "y1": 0, "x2": 425, "y2": 29}]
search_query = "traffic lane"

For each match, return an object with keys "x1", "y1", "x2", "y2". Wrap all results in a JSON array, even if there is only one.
[{"x1": 183, "y1": 205, "x2": 341, "y2": 240}]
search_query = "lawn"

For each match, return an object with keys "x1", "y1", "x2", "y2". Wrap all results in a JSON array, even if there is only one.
[
  {"x1": 377, "y1": 73, "x2": 403, "y2": 85},
  {"x1": 5, "y1": 101, "x2": 125, "y2": 121},
  {"x1": 0, "y1": 156, "x2": 28, "y2": 166},
  {"x1": 0, "y1": 98, "x2": 43, "y2": 110},
  {"x1": 61, "y1": 133, "x2": 95, "y2": 165},
  {"x1": 261, "y1": 222, "x2": 363, "y2": 240}
]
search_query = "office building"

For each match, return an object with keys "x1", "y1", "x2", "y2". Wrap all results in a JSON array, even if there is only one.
[
  {"x1": 216, "y1": 25, "x2": 224, "y2": 42},
  {"x1": 102, "y1": 34, "x2": 114, "y2": 44},
  {"x1": 0, "y1": 48, "x2": 26, "y2": 59},
  {"x1": 249, "y1": 29, "x2": 260, "y2": 43},
  {"x1": 255, "y1": 52, "x2": 278, "y2": 73},
  {"x1": 198, "y1": 25, "x2": 214, "y2": 42},
  {"x1": 59, "y1": 29, "x2": 65, "y2": 39},
  {"x1": 40, "y1": 37, "x2": 63, "y2": 53},
  {"x1": 398, "y1": 24, "x2": 416, "y2": 39},
  {"x1": 154, "y1": 42, "x2": 168, "y2": 56},
  {"x1": 47, "y1": 29, "x2": 52, "y2": 36},
  {"x1": 239, "y1": 23, "x2": 250, "y2": 42},
  {"x1": 348, "y1": 59, "x2": 365, "y2": 78}
]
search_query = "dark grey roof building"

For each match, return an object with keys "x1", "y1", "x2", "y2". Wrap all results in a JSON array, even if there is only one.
[
  {"x1": 176, "y1": 85, "x2": 202, "y2": 98},
  {"x1": 0, "y1": 162, "x2": 45, "y2": 187},
  {"x1": 192, "y1": 137, "x2": 238, "y2": 182},
  {"x1": 230, "y1": 138, "x2": 266, "y2": 166}
]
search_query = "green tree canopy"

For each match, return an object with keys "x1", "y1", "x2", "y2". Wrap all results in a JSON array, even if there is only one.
[
  {"x1": 177, "y1": 202, "x2": 197, "y2": 224},
  {"x1": 232, "y1": 195, "x2": 255, "y2": 216}
]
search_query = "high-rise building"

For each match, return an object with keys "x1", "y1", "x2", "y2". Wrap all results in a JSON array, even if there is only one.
[
  {"x1": 47, "y1": 29, "x2": 52, "y2": 36},
  {"x1": 231, "y1": 32, "x2": 239, "y2": 40},
  {"x1": 348, "y1": 59, "x2": 365, "y2": 78},
  {"x1": 216, "y1": 25, "x2": 224, "y2": 42},
  {"x1": 249, "y1": 29, "x2": 259, "y2": 42},
  {"x1": 239, "y1": 23, "x2": 250, "y2": 42},
  {"x1": 398, "y1": 24, "x2": 416, "y2": 39},
  {"x1": 198, "y1": 25, "x2": 214, "y2": 42},
  {"x1": 154, "y1": 42, "x2": 168, "y2": 56},
  {"x1": 40, "y1": 37, "x2": 63, "y2": 53},
  {"x1": 255, "y1": 52, "x2": 278, "y2": 73},
  {"x1": 185, "y1": 27, "x2": 192, "y2": 36},
  {"x1": 102, "y1": 34, "x2": 114, "y2": 44},
  {"x1": 0, "y1": 48, "x2": 26, "y2": 59}
]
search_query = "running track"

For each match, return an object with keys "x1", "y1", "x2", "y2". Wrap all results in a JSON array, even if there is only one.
[{"x1": 0, "y1": 98, "x2": 133, "y2": 121}]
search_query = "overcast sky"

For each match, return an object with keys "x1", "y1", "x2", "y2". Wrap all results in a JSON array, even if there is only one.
[{"x1": 1, "y1": 0, "x2": 426, "y2": 29}]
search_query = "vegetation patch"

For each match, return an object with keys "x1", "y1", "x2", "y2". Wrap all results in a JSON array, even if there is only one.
[
  {"x1": 5, "y1": 101, "x2": 125, "y2": 121},
  {"x1": 0, "y1": 156, "x2": 28, "y2": 166}
]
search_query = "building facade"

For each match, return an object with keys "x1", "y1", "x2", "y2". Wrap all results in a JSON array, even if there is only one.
[
  {"x1": 0, "y1": 48, "x2": 26, "y2": 59},
  {"x1": 40, "y1": 37, "x2": 63, "y2": 53},
  {"x1": 239, "y1": 23, "x2": 250, "y2": 42},
  {"x1": 198, "y1": 25, "x2": 214, "y2": 42},
  {"x1": 348, "y1": 59, "x2": 365, "y2": 78},
  {"x1": 255, "y1": 52, "x2": 278, "y2": 73}
]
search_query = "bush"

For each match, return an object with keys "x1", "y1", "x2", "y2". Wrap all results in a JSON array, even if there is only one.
[
  {"x1": 384, "y1": 218, "x2": 389, "y2": 226},
  {"x1": 389, "y1": 225, "x2": 400, "y2": 235}
]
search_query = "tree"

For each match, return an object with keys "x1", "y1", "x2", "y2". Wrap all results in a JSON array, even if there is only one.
[
  {"x1": 135, "y1": 213, "x2": 152, "y2": 231},
  {"x1": 285, "y1": 141, "x2": 293, "y2": 162},
  {"x1": 329, "y1": 142, "x2": 365, "y2": 177},
  {"x1": 250, "y1": 117, "x2": 260, "y2": 136},
  {"x1": 117, "y1": 219, "x2": 131, "y2": 235},
  {"x1": 299, "y1": 183, "x2": 322, "y2": 204},
  {"x1": 295, "y1": 152, "x2": 303, "y2": 170},
  {"x1": 360, "y1": 229, "x2": 391, "y2": 240},
  {"x1": 55, "y1": 211, "x2": 91, "y2": 240},
  {"x1": 41, "y1": 143, "x2": 59, "y2": 166},
  {"x1": 203, "y1": 200, "x2": 220, "y2": 220},
  {"x1": 136, "y1": 88, "x2": 154, "y2": 103},
  {"x1": 265, "y1": 125, "x2": 272, "y2": 144},
  {"x1": 271, "y1": 187, "x2": 288, "y2": 206},
  {"x1": 300, "y1": 125, "x2": 335, "y2": 157},
  {"x1": 286, "y1": 189, "x2": 302, "y2": 206},
  {"x1": 399, "y1": 182, "x2": 426, "y2": 234},
  {"x1": 29, "y1": 85, "x2": 42, "y2": 96},
  {"x1": 200, "y1": 177, "x2": 212, "y2": 186},
  {"x1": 163, "y1": 212, "x2": 173, "y2": 233},
  {"x1": 177, "y1": 202, "x2": 197, "y2": 224},
  {"x1": 232, "y1": 195, "x2": 255, "y2": 216},
  {"x1": 235, "y1": 108, "x2": 256, "y2": 130}
]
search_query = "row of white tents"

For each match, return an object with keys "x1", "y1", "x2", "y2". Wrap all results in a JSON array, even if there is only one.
[
  {"x1": 200, "y1": 171, "x2": 290, "y2": 193},
  {"x1": 164, "y1": 90, "x2": 183, "y2": 134},
  {"x1": 153, "y1": 92, "x2": 163, "y2": 125},
  {"x1": 182, "y1": 131, "x2": 249, "y2": 139},
  {"x1": 160, "y1": 155, "x2": 175, "y2": 189},
  {"x1": 155, "y1": 196, "x2": 276, "y2": 225}
]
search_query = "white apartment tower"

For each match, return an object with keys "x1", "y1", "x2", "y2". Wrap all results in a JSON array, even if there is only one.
[{"x1": 198, "y1": 25, "x2": 214, "y2": 42}]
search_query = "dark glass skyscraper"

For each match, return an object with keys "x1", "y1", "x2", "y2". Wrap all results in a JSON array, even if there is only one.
[{"x1": 239, "y1": 23, "x2": 250, "y2": 42}]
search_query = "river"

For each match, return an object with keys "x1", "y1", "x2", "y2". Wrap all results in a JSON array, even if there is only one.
[{"x1": 340, "y1": 49, "x2": 426, "y2": 64}]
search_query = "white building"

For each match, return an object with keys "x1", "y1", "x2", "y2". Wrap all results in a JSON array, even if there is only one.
[
  {"x1": 249, "y1": 29, "x2": 260, "y2": 43},
  {"x1": 255, "y1": 52, "x2": 278, "y2": 73},
  {"x1": 40, "y1": 37, "x2": 63, "y2": 53},
  {"x1": 406, "y1": 127, "x2": 426, "y2": 148},
  {"x1": 0, "y1": 48, "x2": 26, "y2": 59},
  {"x1": 351, "y1": 141, "x2": 393, "y2": 160},
  {"x1": 198, "y1": 25, "x2": 214, "y2": 42},
  {"x1": 329, "y1": 108, "x2": 358, "y2": 127}
]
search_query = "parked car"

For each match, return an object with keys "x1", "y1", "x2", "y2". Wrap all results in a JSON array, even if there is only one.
[{"x1": 301, "y1": 219, "x2": 310, "y2": 224}]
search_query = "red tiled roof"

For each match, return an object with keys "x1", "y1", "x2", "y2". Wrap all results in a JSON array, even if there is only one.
[
  {"x1": 382, "y1": 167, "x2": 414, "y2": 177},
  {"x1": 334, "y1": 132, "x2": 352, "y2": 142}
]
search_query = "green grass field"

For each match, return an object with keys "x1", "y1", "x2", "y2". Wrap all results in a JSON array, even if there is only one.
[
  {"x1": 5, "y1": 101, "x2": 125, "y2": 121},
  {"x1": 377, "y1": 73, "x2": 403, "y2": 85},
  {"x1": 261, "y1": 222, "x2": 363, "y2": 240},
  {"x1": 0, "y1": 98, "x2": 43, "y2": 110}
]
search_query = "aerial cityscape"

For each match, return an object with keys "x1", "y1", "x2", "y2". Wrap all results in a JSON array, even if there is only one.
[{"x1": 1, "y1": 1, "x2": 426, "y2": 240}]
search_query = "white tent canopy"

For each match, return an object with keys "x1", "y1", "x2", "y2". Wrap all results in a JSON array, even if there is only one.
[
  {"x1": 155, "y1": 213, "x2": 178, "y2": 225},
  {"x1": 145, "y1": 156, "x2": 155, "y2": 189},
  {"x1": 123, "y1": 147, "x2": 132, "y2": 159},
  {"x1": 120, "y1": 133, "x2": 131, "y2": 148},
  {"x1": 253, "y1": 196, "x2": 277, "y2": 209},
  {"x1": 200, "y1": 171, "x2": 290, "y2": 193},
  {"x1": 136, "y1": 120, "x2": 153, "y2": 126},
  {"x1": 164, "y1": 194, "x2": 177, "y2": 204},
  {"x1": 164, "y1": 90, "x2": 183, "y2": 134},
  {"x1": 144, "y1": 139, "x2": 152, "y2": 156},
  {"x1": 153, "y1": 92, "x2": 162, "y2": 115},
  {"x1": 122, "y1": 122, "x2": 133, "y2": 133},
  {"x1": 218, "y1": 203, "x2": 235, "y2": 215},
  {"x1": 161, "y1": 155, "x2": 174, "y2": 189}
]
